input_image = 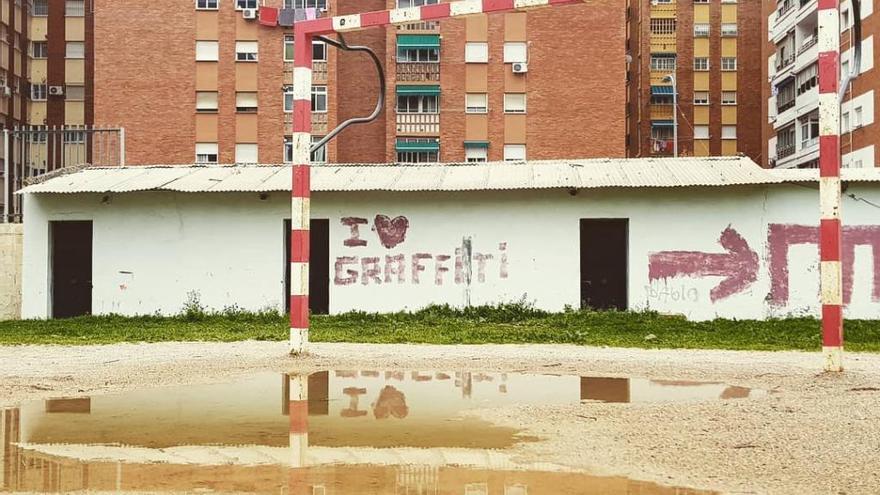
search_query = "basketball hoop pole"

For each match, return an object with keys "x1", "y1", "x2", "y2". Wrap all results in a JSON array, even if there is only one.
[{"x1": 283, "y1": 0, "x2": 587, "y2": 355}]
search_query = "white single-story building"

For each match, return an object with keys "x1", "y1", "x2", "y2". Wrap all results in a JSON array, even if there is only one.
[{"x1": 17, "y1": 157, "x2": 880, "y2": 320}]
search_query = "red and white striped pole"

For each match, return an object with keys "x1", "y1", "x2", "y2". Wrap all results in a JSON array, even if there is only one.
[
  {"x1": 288, "y1": 374, "x2": 310, "y2": 493},
  {"x1": 818, "y1": 0, "x2": 843, "y2": 371},
  {"x1": 290, "y1": 31, "x2": 314, "y2": 355}
]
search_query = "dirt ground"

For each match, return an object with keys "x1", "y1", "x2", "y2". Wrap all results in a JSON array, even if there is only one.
[{"x1": 1, "y1": 341, "x2": 879, "y2": 495}]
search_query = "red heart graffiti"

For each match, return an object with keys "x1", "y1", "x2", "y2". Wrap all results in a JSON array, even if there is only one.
[{"x1": 374, "y1": 215, "x2": 409, "y2": 249}]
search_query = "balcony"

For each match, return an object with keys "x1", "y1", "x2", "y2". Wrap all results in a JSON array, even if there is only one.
[
  {"x1": 396, "y1": 62, "x2": 440, "y2": 83},
  {"x1": 396, "y1": 113, "x2": 439, "y2": 135},
  {"x1": 396, "y1": 21, "x2": 440, "y2": 32},
  {"x1": 776, "y1": 1, "x2": 795, "y2": 22},
  {"x1": 650, "y1": 105, "x2": 674, "y2": 120},
  {"x1": 650, "y1": 33, "x2": 677, "y2": 54},
  {"x1": 777, "y1": 143, "x2": 796, "y2": 159}
]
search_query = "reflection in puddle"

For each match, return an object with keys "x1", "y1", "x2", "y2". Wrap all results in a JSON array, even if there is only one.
[{"x1": 0, "y1": 371, "x2": 748, "y2": 493}]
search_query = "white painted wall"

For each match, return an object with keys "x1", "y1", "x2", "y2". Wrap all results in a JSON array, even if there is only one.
[
  {"x1": 0, "y1": 224, "x2": 23, "y2": 320},
  {"x1": 21, "y1": 184, "x2": 880, "y2": 321}
]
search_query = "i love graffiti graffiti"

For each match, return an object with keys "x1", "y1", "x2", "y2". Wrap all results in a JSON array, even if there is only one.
[{"x1": 335, "y1": 215, "x2": 509, "y2": 286}]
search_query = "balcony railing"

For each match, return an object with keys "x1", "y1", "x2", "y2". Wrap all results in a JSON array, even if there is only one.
[
  {"x1": 396, "y1": 113, "x2": 439, "y2": 135},
  {"x1": 801, "y1": 136, "x2": 819, "y2": 149},
  {"x1": 396, "y1": 62, "x2": 440, "y2": 83},
  {"x1": 396, "y1": 21, "x2": 440, "y2": 31},
  {"x1": 312, "y1": 113, "x2": 328, "y2": 133},
  {"x1": 312, "y1": 61, "x2": 328, "y2": 82},
  {"x1": 649, "y1": 104, "x2": 674, "y2": 120},
  {"x1": 798, "y1": 37, "x2": 817, "y2": 55},
  {"x1": 777, "y1": 143, "x2": 796, "y2": 158},
  {"x1": 775, "y1": 55, "x2": 795, "y2": 71},
  {"x1": 777, "y1": 99, "x2": 796, "y2": 113}
]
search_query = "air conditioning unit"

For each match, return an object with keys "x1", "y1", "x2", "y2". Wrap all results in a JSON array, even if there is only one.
[
  {"x1": 242, "y1": 8, "x2": 257, "y2": 19},
  {"x1": 512, "y1": 62, "x2": 528, "y2": 74},
  {"x1": 48, "y1": 86, "x2": 64, "y2": 96}
]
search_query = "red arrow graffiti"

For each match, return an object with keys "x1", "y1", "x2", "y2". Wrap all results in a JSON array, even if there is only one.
[{"x1": 648, "y1": 226, "x2": 759, "y2": 302}]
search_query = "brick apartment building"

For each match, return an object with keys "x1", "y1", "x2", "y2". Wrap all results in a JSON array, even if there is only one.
[
  {"x1": 762, "y1": 0, "x2": 877, "y2": 168},
  {"x1": 81, "y1": 0, "x2": 625, "y2": 166},
  {"x1": 626, "y1": 0, "x2": 762, "y2": 161},
  {"x1": 0, "y1": 0, "x2": 31, "y2": 130}
]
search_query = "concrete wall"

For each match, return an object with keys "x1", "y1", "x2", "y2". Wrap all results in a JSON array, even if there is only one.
[
  {"x1": 21, "y1": 184, "x2": 880, "y2": 320},
  {"x1": 0, "y1": 224, "x2": 23, "y2": 320}
]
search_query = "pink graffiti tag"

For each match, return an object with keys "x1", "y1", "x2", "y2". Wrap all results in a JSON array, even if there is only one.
[
  {"x1": 374, "y1": 215, "x2": 410, "y2": 249},
  {"x1": 768, "y1": 224, "x2": 880, "y2": 306},
  {"x1": 341, "y1": 217, "x2": 369, "y2": 247},
  {"x1": 648, "y1": 226, "x2": 759, "y2": 302}
]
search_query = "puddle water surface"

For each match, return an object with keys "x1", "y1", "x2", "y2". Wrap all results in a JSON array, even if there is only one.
[{"x1": 0, "y1": 371, "x2": 755, "y2": 493}]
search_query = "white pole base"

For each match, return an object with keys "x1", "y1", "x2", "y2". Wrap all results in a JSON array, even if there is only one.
[
  {"x1": 289, "y1": 329, "x2": 309, "y2": 356},
  {"x1": 823, "y1": 346, "x2": 843, "y2": 372}
]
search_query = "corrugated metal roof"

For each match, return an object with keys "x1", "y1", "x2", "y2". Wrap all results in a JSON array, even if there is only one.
[
  {"x1": 769, "y1": 168, "x2": 880, "y2": 182},
  {"x1": 23, "y1": 156, "x2": 871, "y2": 195}
]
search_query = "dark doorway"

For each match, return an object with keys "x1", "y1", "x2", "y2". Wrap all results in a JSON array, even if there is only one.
[
  {"x1": 284, "y1": 219, "x2": 330, "y2": 315},
  {"x1": 50, "y1": 220, "x2": 93, "y2": 318},
  {"x1": 580, "y1": 219, "x2": 628, "y2": 311}
]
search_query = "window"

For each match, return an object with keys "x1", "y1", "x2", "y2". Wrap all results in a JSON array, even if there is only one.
[
  {"x1": 64, "y1": 131, "x2": 86, "y2": 144},
  {"x1": 196, "y1": 0, "x2": 219, "y2": 9},
  {"x1": 235, "y1": 144, "x2": 258, "y2": 163},
  {"x1": 465, "y1": 144, "x2": 488, "y2": 163},
  {"x1": 286, "y1": 0, "x2": 329, "y2": 8},
  {"x1": 721, "y1": 125, "x2": 736, "y2": 139},
  {"x1": 465, "y1": 42, "x2": 488, "y2": 63},
  {"x1": 397, "y1": 94, "x2": 439, "y2": 113},
  {"x1": 66, "y1": 85, "x2": 85, "y2": 100},
  {"x1": 694, "y1": 91, "x2": 709, "y2": 105},
  {"x1": 721, "y1": 57, "x2": 737, "y2": 71},
  {"x1": 650, "y1": 94, "x2": 673, "y2": 105},
  {"x1": 503, "y1": 93, "x2": 526, "y2": 114},
  {"x1": 796, "y1": 63, "x2": 818, "y2": 95},
  {"x1": 503, "y1": 144, "x2": 526, "y2": 161},
  {"x1": 842, "y1": 9, "x2": 850, "y2": 30},
  {"x1": 465, "y1": 93, "x2": 488, "y2": 113},
  {"x1": 842, "y1": 111, "x2": 850, "y2": 132},
  {"x1": 694, "y1": 125, "x2": 709, "y2": 139},
  {"x1": 721, "y1": 91, "x2": 736, "y2": 105},
  {"x1": 841, "y1": 59, "x2": 850, "y2": 76},
  {"x1": 694, "y1": 0, "x2": 708, "y2": 3},
  {"x1": 65, "y1": 0, "x2": 84, "y2": 16},
  {"x1": 694, "y1": 24, "x2": 710, "y2": 37},
  {"x1": 313, "y1": 41, "x2": 327, "y2": 61},
  {"x1": 197, "y1": 91, "x2": 218, "y2": 112},
  {"x1": 312, "y1": 85, "x2": 327, "y2": 113},
  {"x1": 721, "y1": 24, "x2": 737, "y2": 37},
  {"x1": 66, "y1": 42, "x2": 85, "y2": 59},
  {"x1": 284, "y1": 87, "x2": 294, "y2": 112},
  {"x1": 397, "y1": 47, "x2": 440, "y2": 62},
  {"x1": 650, "y1": 18, "x2": 676, "y2": 35},
  {"x1": 196, "y1": 41, "x2": 219, "y2": 61},
  {"x1": 650, "y1": 54, "x2": 676, "y2": 71},
  {"x1": 777, "y1": 124, "x2": 796, "y2": 158},
  {"x1": 776, "y1": 80, "x2": 796, "y2": 112},
  {"x1": 397, "y1": 151, "x2": 439, "y2": 162},
  {"x1": 236, "y1": 92, "x2": 258, "y2": 112},
  {"x1": 284, "y1": 136, "x2": 326, "y2": 163},
  {"x1": 694, "y1": 57, "x2": 709, "y2": 71},
  {"x1": 196, "y1": 143, "x2": 219, "y2": 163},
  {"x1": 311, "y1": 136, "x2": 326, "y2": 163},
  {"x1": 236, "y1": 0, "x2": 258, "y2": 10},
  {"x1": 396, "y1": 0, "x2": 439, "y2": 6},
  {"x1": 503, "y1": 42, "x2": 527, "y2": 63},
  {"x1": 800, "y1": 115, "x2": 819, "y2": 147},
  {"x1": 33, "y1": 0, "x2": 48, "y2": 16},
  {"x1": 31, "y1": 41, "x2": 48, "y2": 59},
  {"x1": 236, "y1": 41, "x2": 259, "y2": 62},
  {"x1": 31, "y1": 84, "x2": 47, "y2": 101},
  {"x1": 854, "y1": 106, "x2": 863, "y2": 128},
  {"x1": 284, "y1": 36, "x2": 295, "y2": 62}
]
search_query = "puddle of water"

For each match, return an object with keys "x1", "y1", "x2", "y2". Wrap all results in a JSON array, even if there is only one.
[{"x1": 0, "y1": 371, "x2": 749, "y2": 493}]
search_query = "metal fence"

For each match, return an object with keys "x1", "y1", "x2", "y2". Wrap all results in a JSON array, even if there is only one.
[{"x1": 1, "y1": 125, "x2": 125, "y2": 223}]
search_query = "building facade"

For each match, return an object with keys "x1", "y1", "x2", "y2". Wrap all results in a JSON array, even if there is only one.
[
  {"x1": 626, "y1": 0, "x2": 762, "y2": 161},
  {"x1": 88, "y1": 0, "x2": 625, "y2": 166},
  {"x1": 763, "y1": 0, "x2": 877, "y2": 168}
]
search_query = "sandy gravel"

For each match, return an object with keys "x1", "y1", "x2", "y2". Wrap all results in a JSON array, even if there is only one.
[{"x1": 2, "y1": 341, "x2": 880, "y2": 495}]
